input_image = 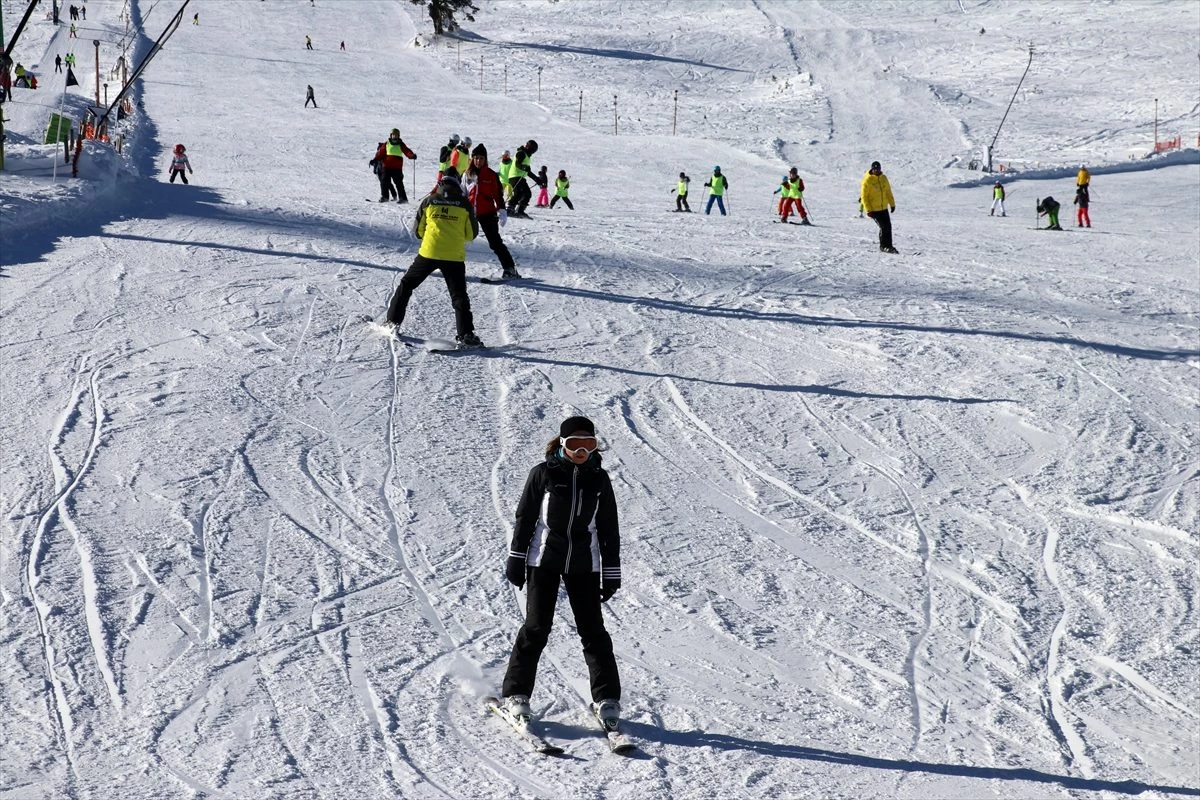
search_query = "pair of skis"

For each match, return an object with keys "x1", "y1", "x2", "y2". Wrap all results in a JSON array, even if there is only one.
[{"x1": 483, "y1": 696, "x2": 635, "y2": 756}]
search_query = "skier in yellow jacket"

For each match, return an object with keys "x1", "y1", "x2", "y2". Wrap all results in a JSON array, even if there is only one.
[
  {"x1": 860, "y1": 160, "x2": 897, "y2": 253},
  {"x1": 385, "y1": 176, "x2": 484, "y2": 348}
]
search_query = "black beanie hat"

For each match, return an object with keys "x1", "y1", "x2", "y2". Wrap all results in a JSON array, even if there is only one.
[
  {"x1": 472, "y1": 142, "x2": 487, "y2": 157},
  {"x1": 559, "y1": 416, "x2": 595, "y2": 437}
]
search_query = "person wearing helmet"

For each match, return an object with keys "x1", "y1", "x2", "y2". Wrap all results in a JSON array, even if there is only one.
[
  {"x1": 860, "y1": 160, "x2": 897, "y2": 252},
  {"x1": 550, "y1": 169, "x2": 574, "y2": 210},
  {"x1": 437, "y1": 134, "x2": 461, "y2": 183},
  {"x1": 990, "y1": 181, "x2": 1006, "y2": 217},
  {"x1": 1073, "y1": 186, "x2": 1091, "y2": 227},
  {"x1": 703, "y1": 166, "x2": 729, "y2": 216},
  {"x1": 1076, "y1": 164, "x2": 1090, "y2": 197},
  {"x1": 372, "y1": 128, "x2": 417, "y2": 203},
  {"x1": 673, "y1": 171, "x2": 691, "y2": 212},
  {"x1": 534, "y1": 166, "x2": 551, "y2": 208},
  {"x1": 450, "y1": 136, "x2": 473, "y2": 179},
  {"x1": 385, "y1": 174, "x2": 485, "y2": 348},
  {"x1": 168, "y1": 144, "x2": 193, "y2": 184},
  {"x1": 787, "y1": 167, "x2": 810, "y2": 224},
  {"x1": 506, "y1": 139, "x2": 539, "y2": 218},
  {"x1": 498, "y1": 150, "x2": 515, "y2": 202}
]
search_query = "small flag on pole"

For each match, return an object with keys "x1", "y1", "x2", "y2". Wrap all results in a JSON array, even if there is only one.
[{"x1": 65, "y1": 67, "x2": 79, "y2": 87}]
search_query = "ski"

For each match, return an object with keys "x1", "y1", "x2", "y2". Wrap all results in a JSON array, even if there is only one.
[
  {"x1": 483, "y1": 696, "x2": 565, "y2": 756},
  {"x1": 591, "y1": 705, "x2": 636, "y2": 754}
]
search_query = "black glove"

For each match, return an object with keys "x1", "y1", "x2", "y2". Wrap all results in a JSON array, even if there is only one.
[
  {"x1": 506, "y1": 554, "x2": 527, "y2": 589},
  {"x1": 600, "y1": 578, "x2": 620, "y2": 602}
]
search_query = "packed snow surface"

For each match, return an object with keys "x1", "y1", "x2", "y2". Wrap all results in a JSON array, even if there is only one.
[{"x1": 2, "y1": 1, "x2": 1198, "y2": 798}]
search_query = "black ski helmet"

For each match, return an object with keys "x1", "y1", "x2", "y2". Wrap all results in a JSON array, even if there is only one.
[{"x1": 525, "y1": 139, "x2": 538, "y2": 153}]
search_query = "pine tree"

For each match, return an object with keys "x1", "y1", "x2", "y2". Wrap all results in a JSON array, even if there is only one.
[{"x1": 409, "y1": 0, "x2": 478, "y2": 35}]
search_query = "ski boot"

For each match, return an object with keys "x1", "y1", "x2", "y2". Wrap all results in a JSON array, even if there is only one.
[
  {"x1": 456, "y1": 332, "x2": 485, "y2": 350},
  {"x1": 502, "y1": 695, "x2": 531, "y2": 722},
  {"x1": 592, "y1": 699, "x2": 620, "y2": 730}
]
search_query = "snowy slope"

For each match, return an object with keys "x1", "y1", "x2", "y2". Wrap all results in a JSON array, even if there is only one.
[{"x1": 2, "y1": 1, "x2": 1198, "y2": 799}]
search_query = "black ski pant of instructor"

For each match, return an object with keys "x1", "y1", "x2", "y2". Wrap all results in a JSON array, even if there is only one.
[
  {"x1": 477, "y1": 211, "x2": 515, "y2": 272},
  {"x1": 386, "y1": 255, "x2": 475, "y2": 336},
  {"x1": 867, "y1": 209, "x2": 893, "y2": 250},
  {"x1": 508, "y1": 176, "x2": 531, "y2": 215},
  {"x1": 382, "y1": 167, "x2": 408, "y2": 202},
  {"x1": 502, "y1": 567, "x2": 621, "y2": 703}
]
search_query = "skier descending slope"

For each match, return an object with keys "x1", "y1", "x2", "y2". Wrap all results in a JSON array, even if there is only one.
[
  {"x1": 499, "y1": 416, "x2": 628, "y2": 746},
  {"x1": 384, "y1": 176, "x2": 485, "y2": 348}
]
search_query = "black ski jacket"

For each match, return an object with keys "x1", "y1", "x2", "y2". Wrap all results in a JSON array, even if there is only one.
[{"x1": 511, "y1": 454, "x2": 620, "y2": 581}]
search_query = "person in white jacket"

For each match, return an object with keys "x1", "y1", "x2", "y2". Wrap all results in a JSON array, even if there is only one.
[{"x1": 168, "y1": 144, "x2": 193, "y2": 184}]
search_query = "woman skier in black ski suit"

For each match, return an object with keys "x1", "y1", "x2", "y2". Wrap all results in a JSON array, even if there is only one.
[{"x1": 500, "y1": 416, "x2": 623, "y2": 727}]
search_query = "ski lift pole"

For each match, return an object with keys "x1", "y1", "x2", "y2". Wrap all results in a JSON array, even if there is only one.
[{"x1": 987, "y1": 42, "x2": 1034, "y2": 173}]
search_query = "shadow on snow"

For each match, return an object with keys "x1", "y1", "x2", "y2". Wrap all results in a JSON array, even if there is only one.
[{"x1": 635, "y1": 726, "x2": 1200, "y2": 797}]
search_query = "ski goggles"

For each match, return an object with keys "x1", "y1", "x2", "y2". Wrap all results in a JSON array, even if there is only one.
[{"x1": 560, "y1": 435, "x2": 599, "y2": 454}]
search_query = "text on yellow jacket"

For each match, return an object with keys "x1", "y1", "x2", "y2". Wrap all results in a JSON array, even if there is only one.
[{"x1": 414, "y1": 184, "x2": 478, "y2": 261}]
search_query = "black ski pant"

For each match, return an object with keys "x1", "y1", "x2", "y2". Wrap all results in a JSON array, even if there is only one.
[
  {"x1": 549, "y1": 195, "x2": 574, "y2": 210},
  {"x1": 502, "y1": 567, "x2": 621, "y2": 703},
  {"x1": 169, "y1": 168, "x2": 189, "y2": 184},
  {"x1": 305, "y1": 96, "x2": 317, "y2": 107},
  {"x1": 382, "y1": 168, "x2": 407, "y2": 202},
  {"x1": 676, "y1": 194, "x2": 690, "y2": 212},
  {"x1": 508, "y1": 177, "x2": 531, "y2": 214},
  {"x1": 387, "y1": 255, "x2": 475, "y2": 336},
  {"x1": 867, "y1": 209, "x2": 893, "y2": 250},
  {"x1": 477, "y1": 211, "x2": 515, "y2": 272}
]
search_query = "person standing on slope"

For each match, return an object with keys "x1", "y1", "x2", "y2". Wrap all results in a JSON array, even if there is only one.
[
  {"x1": 466, "y1": 143, "x2": 520, "y2": 279},
  {"x1": 167, "y1": 144, "x2": 193, "y2": 184},
  {"x1": 534, "y1": 166, "x2": 550, "y2": 208},
  {"x1": 788, "y1": 167, "x2": 811, "y2": 225},
  {"x1": 385, "y1": 175, "x2": 484, "y2": 348},
  {"x1": 990, "y1": 181, "x2": 1006, "y2": 217},
  {"x1": 506, "y1": 139, "x2": 539, "y2": 218},
  {"x1": 860, "y1": 160, "x2": 897, "y2": 253},
  {"x1": 449, "y1": 136, "x2": 473, "y2": 184},
  {"x1": 704, "y1": 166, "x2": 728, "y2": 216},
  {"x1": 550, "y1": 170, "x2": 575, "y2": 210},
  {"x1": 500, "y1": 415, "x2": 623, "y2": 730},
  {"x1": 372, "y1": 129, "x2": 416, "y2": 203},
  {"x1": 1076, "y1": 164, "x2": 1090, "y2": 199},
  {"x1": 498, "y1": 150, "x2": 515, "y2": 203},
  {"x1": 774, "y1": 175, "x2": 793, "y2": 222},
  {"x1": 305, "y1": 84, "x2": 317, "y2": 108},
  {"x1": 437, "y1": 133, "x2": 461, "y2": 185},
  {"x1": 673, "y1": 172, "x2": 691, "y2": 212},
  {"x1": 1073, "y1": 187, "x2": 1091, "y2": 227}
]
